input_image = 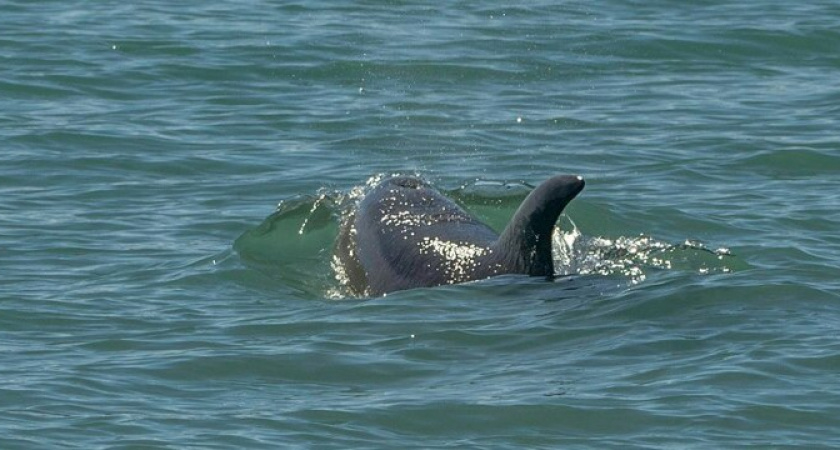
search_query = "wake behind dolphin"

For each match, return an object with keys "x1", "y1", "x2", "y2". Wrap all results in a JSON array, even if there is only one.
[{"x1": 336, "y1": 174, "x2": 585, "y2": 296}]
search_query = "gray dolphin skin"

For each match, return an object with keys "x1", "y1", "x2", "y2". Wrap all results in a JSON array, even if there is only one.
[{"x1": 336, "y1": 174, "x2": 585, "y2": 296}]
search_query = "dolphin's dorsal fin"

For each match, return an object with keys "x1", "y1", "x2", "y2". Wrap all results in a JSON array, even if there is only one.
[{"x1": 493, "y1": 175, "x2": 585, "y2": 276}]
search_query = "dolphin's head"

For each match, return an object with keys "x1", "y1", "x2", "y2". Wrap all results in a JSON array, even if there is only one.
[{"x1": 387, "y1": 176, "x2": 425, "y2": 190}]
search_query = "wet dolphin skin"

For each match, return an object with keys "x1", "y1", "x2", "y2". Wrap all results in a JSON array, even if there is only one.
[{"x1": 336, "y1": 174, "x2": 585, "y2": 296}]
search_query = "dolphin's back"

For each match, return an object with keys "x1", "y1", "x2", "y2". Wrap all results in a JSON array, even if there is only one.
[
  {"x1": 353, "y1": 177, "x2": 498, "y2": 295},
  {"x1": 336, "y1": 174, "x2": 585, "y2": 296}
]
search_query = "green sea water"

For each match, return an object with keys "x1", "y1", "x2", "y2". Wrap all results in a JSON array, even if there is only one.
[{"x1": 3, "y1": 1, "x2": 840, "y2": 448}]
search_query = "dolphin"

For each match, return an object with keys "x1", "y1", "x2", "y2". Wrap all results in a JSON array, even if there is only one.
[{"x1": 336, "y1": 174, "x2": 585, "y2": 296}]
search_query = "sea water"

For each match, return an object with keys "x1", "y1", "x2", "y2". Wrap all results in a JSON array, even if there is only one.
[{"x1": 3, "y1": 1, "x2": 840, "y2": 448}]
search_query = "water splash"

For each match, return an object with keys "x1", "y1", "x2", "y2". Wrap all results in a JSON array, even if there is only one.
[
  {"x1": 236, "y1": 176, "x2": 745, "y2": 298},
  {"x1": 553, "y1": 216, "x2": 740, "y2": 285}
]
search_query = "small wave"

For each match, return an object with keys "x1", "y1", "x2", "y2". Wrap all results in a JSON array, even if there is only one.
[
  {"x1": 553, "y1": 215, "x2": 744, "y2": 285},
  {"x1": 235, "y1": 176, "x2": 745, "y2": 298},
  {"x1": 732, "y1": 149, "x2": 840, "y2": 178}
]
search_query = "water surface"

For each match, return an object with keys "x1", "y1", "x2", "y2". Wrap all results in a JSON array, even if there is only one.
[{"x1": 3, "y1": 1, "x2": 840, "y2": 448}]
